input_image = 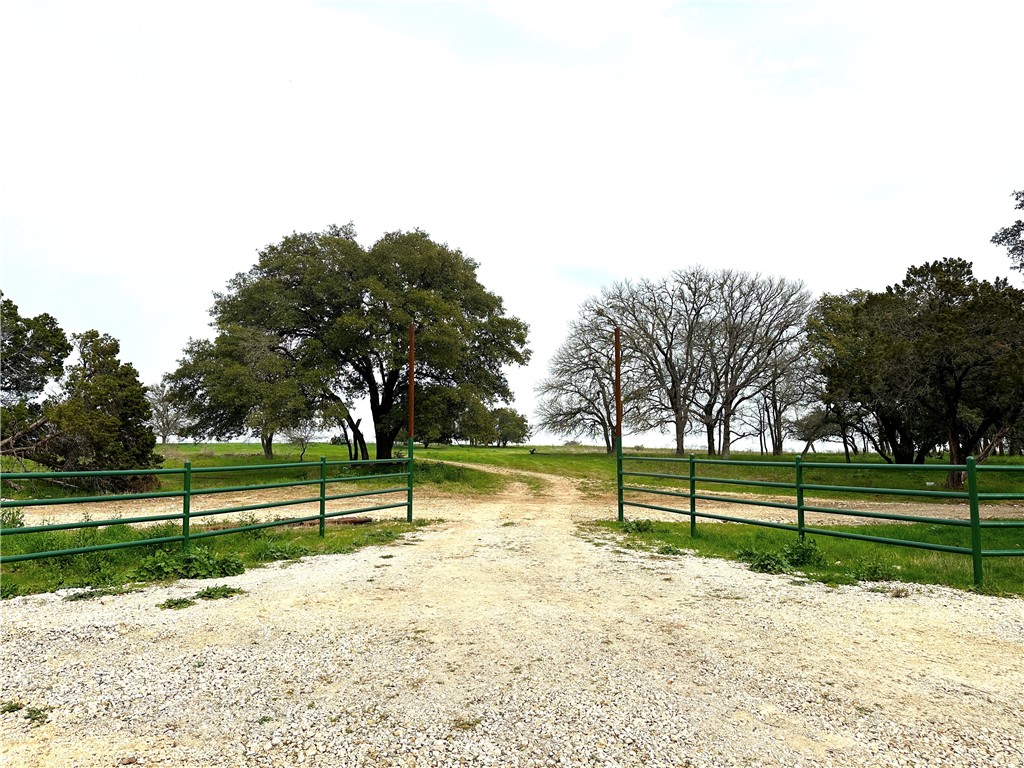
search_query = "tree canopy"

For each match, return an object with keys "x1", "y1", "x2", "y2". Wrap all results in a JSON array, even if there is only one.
[
  {"x1": 991, "y1": 189, "x2": 1024, "y2": 272},
  {"x1": 1, "y1": 299, "x2": 160, "y2": 490},
  {"x1": 807, "y1": 258, "x2": 1024, "y2": 481},
  {"x1": 167, "y1": 325, "x2": 316, "y2": 458},
  {"x1": 207, "y1": 224, "x2": 531, "y2": 458}
]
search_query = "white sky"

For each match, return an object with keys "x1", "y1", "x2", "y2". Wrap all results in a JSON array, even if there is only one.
[{"x1": 2, "y1": 1, "x2": 1022, "y2": 448}]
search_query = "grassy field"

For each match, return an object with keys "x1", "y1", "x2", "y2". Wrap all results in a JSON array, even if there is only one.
[{"x1": 586, "y1": 517, "x2": 1024, "y2": 596}]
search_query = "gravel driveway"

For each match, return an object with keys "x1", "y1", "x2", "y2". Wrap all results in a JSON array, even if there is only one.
[{"x1": 2, "y1": 468, "x2": 1022, "y2": 768}]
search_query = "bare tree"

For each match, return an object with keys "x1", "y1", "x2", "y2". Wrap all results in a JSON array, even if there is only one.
[
  {"x1": 601, "y1": 269, "x2": 715, "y2": 454},
  {"x1": 707, "y1": 271, "x2": 812, "y2": 458},
  {"x1": 535, "y1": 308, "x2": 654, "y2": 453},
  {"x1": 146, "y1": 381, "x2": 191, "y2": 444}
]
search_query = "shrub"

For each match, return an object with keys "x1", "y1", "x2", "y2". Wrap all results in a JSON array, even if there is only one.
[
  {"x1": 131, "y1": 547, "x2": 244, "y2": 582},
  {"x1": 782, "y1": 537, "x2": 824, "y2": 567},
  {"x1": 623, "y1": 519, "x2": 653, "y2": 534},
  {"x1": 747, "y1": 550, "x2": 791, "y2": 574}
]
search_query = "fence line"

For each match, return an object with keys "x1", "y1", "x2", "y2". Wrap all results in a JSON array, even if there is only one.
[
  {"x1": 615, "y1": 450, "x2": 1024, "y2": 587},
  {"x1": 0, "y1": 442, "x2": 415, "y2": 564}
]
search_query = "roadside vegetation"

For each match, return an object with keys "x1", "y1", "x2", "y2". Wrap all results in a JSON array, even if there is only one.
[
  {"x1": 1, "y1": 514, "x2": 430, "y2": 599},
  {"x1": 588, "y1": 518, "x2": 1024, "y2": 596}
]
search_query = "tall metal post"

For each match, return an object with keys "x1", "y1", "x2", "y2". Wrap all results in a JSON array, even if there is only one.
[
  {"x1": 408, "y1": 323, "x2": 415, "y2": 523},
  {"x1": 795, "y1": 456, "x2": 806, "y2": 540},
  {"x1": 689, "y1": 454, "x2": 696, "y2": 537},
  {"x1": 182, "y1": 461, "x2": 191, "y2": 551},
  {"x1": 319, "y1": 455, "x2": 327, "y2": 538},
  {"x1": 967, "y1": 456, "x2": 983, "y2": 588},
  {"x1": 615, "y1": 327, "x2": 624, "y2": 523}
]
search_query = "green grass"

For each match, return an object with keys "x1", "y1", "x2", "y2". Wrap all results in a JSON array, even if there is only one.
[
  {"x1": 588, "y1": 518, "x2": 1024, "y2": 596},
  {"x1": 0, "y1": 518, "x2": 433, "y2": 598}
]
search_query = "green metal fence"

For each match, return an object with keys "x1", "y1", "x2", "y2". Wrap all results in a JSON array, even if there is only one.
[
  {"x1": 0, "y1": 441, "x2": 415, "y2": 564},
  {"x1": 616, "y1": 445, "x2": 1024, "y2": 587}
]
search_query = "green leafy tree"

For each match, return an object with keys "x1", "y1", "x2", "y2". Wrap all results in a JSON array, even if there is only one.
[
  {"x1": 26, "y1": 332, "x2": 160, "y2": 489},
  {"x1": 210, "y1": 224, "x2": 531, "y2": 459},
  {"x1": 807, "y1": 259, "x2": 1024, "y2": 484},
  {"x1": 457, "y1": 398, "x2": 499, "y2": 446},
  {"x1": 167, "y1": 326, "x2": 314, "y2": 459},
  {"x1": 0, "y1": 295, "x2": 72, "y2": 452},
  {"x1": 991, "y1": 189, "x2": 1024, "y2": 272},
  {"x1": 493, "y1": 407, "x2": 531, "y2": 447},
  {"x1": 1, "y1": 299, "x2": 158, "y2": 488}
]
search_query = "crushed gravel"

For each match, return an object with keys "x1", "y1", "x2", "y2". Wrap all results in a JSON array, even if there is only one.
[{"x1": 2, "y1": 470, "x2": 1022, "y2": 768}]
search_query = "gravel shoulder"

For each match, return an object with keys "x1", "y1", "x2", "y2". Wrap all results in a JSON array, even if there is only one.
[{"x1": 2, "y1": 466, "x2": 1023, "y2": 768}]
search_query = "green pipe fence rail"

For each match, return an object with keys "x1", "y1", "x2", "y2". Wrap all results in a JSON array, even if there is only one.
[
  {"x1": 0, "y1": 440, "x2": 415, "y2": 565},
  {"x1": 615, "y1": 446, "x2": 1024, "y2": 587}
]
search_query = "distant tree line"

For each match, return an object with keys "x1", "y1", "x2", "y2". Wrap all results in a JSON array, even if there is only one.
[{"x1": 536, "y1": 191, "x2": 1024, "y2": 487}]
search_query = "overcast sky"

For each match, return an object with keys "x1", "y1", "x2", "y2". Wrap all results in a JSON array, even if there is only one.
[{"x1": 2, "y1": 1, "x2": 1022, "y2": 448}]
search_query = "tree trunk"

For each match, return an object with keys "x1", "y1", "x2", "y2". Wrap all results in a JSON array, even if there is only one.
[
  {"x1": 261, "y1": 431, "x2": 274, "y2": 459},
  {"x1": 721, "y1": 411, "x2": 732, "y2": 459},
  {"x1": 674, "y1": 413, "x2": 686, "y2": 455},
  {"x1": 345, "y1": 415, "x2": 369, "y2": 461},
  {"x1": 705, "y1": 422, "x2": 716, "y2": 456}
]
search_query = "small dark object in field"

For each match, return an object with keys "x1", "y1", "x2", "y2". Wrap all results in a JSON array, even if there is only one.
[{"x1": 529, "y1": 448, "x2": 537, "y2": 454}]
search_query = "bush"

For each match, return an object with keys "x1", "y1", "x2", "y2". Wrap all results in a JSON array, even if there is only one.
[
  {"x1": 131, "y1": 547, "x2": 245, "y2": 582},
  {"x1": 782, "y1": 537, "x2": 824, "y2": 567},
  {"x1": 623, "y1": 519, "x2": 654, "y2": 534},
  {"x1": 747, "y1": 550, "x2": 791, "y2": 574}
]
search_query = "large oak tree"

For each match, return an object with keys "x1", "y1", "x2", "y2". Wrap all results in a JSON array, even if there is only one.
[{"x1": 209, "y1": 225, "x2": 530, "y2": 459}]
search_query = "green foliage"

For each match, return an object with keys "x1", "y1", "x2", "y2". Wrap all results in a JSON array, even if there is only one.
[
  {"x1": 158, "y1": 596, "x2": 196, "y2": 610},
  {"x1": 1, "y1": 507, "x2": 25, "y2": 529},
  {"x1": 991, "y1": 189, "x2": 1024, "y2": 272},
  {"x1": 195, "y1": 585, "x2": 246, "y2": 599},
  {"x1": 493, "y1": 407, "x2": 531, "y2": 447},
  {"x1": 782, "y1": 537, "x2": 825, "y2": 567},
  {"x1": 596, "y1": 519, "x2": 1024, "y2": 595},
  {"x1": 131, "y1": 547, "x2": 245, "y2": 582},
  {"x1": 209, "y1": 225, "x2": 531, "y2": 459},
  {"x1": 63, "y1": 585, "x2": 139, "y2": 602},
  {"x1": 167, "y1": 326, "x2": 315, "y2": 459},
  {"x1": 1, "y1": 299, "x2": 160, "y2": 486},
  {"x1": 2, "y1": 517, "x2": 429, "y2": 597},
  {"x1": 622, "y1": 518, "x2": 654, "y2": 534},
  {"x1": 852, "y1": 560, "x2": 897, "y2": 582},
  {"x1": 807, "y1": 259, "x2": 1024, "y2": 470},
  {"x1": 249, "y1": 539, "x2": 310, "y2": 562},
  {"x1": 0, "y1": 294, "x2": 71, "y2": 407},
  {"x1": 745, "y1": 550, "x2": 791, "y2": 574},
  {"x1": 24, "y1": 707, "x2": 49, "y2": 726},
  {"x1": 1, "y1": 700, "x2": 24, "y2": 713}
]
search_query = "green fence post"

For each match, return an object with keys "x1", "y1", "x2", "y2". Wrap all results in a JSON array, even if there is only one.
[
  {"x1": 795, "y1": 456, "x2": 805, "y2": 540},
  {"x1": 319, "y1": 456, "x2": 327, "y2": 538},
  {"x1": 407, "y1": 438, "x2": 414, "y2": 523},
  {"x1": 182, "y1": 461, "x2": 191, "y2": 551},
  {"x1": 616, "y1": 436, "x2": 624, "y2": 523},
  {"x1": 967, "y1": 456, "x2": 983, "y2": 588},
  {"x1": 689, "y1": 453, "x2": 696, "y2": 537}
]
